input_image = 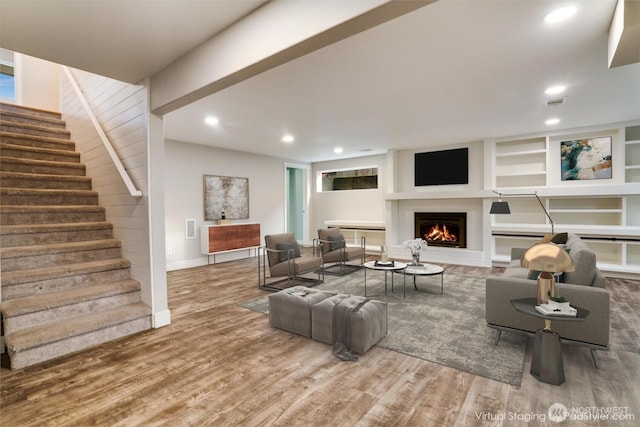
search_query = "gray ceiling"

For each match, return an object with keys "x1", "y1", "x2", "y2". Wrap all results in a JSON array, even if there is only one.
[{"x1": 2, "y1": 0, "x2": 639, "y2": 163}]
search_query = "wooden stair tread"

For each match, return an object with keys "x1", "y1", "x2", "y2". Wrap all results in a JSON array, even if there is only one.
[
  {"x1": 0, "y1": 130, "x2": 75, "y2": 149},
  {"x1": 0, "y1": 119, "x2": 71, "y2": 137},
  {"x1": 0, "y1": 239, "x2": 122, "y2": 258},
  {"x1": 0, "y1": 171, "x2": 91, "y2": 182},
  {"x1": 0, "y1": 205, "x2": 104, "y2": 213},
  {"x1": 0, "y1": 258, "x2": 131, "y2": 286},
  {"x1": 4, "y1": 303, "x2": 151, "y2": 352},
  {"x1": 0, "y1": 188, "x2": 98, "y2": 197},
  {"x1": 0, "y1": 221, "x2": 113, "y2": 235},
  {"x1": 0, "y1": 109, "x2": 65, "y2": 127},
  {"x1": 0, "y1": 156, "x2": 85, "y2": 168},
  {"x1": 0, "y1": 102, "x2": 62, "y2": 119},
  {"x1": 0, "y1": 142, "x2": 81, "y2": 159},
  {"x1": 0, "y1": 280, "x2": 141, "y2": 317}
]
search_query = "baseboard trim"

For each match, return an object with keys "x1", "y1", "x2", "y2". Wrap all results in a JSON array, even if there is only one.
[
  {"x1": 166, "y1": 258, "x2": 207, "y2": 272},
  {"x1": 152, "y1": 309, "x2": 171, "y2": 328}
]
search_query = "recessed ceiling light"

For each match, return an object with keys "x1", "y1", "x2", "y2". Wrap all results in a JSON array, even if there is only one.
[
  {"x1": 282, "y1": 134, "x2": 294, "y2": 143},
  {"x1": 204, "y1": 116, "x2": 219, "y2": 126},
  {"x1": 545, "y1": 85, "x2": 566, "y2": 95},
  {"x1": 544, "y1": 6, "x2": 577, "y2": 24},
  {"x1": 545, "y1": 118, "x2": 560, "y2": 125},
  {"x1": 333, "y1": 147, "x2": 343, "y2": 154}
]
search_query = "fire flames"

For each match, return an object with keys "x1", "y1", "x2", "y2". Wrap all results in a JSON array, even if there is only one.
[{"x1": 424, "y1": 224, "x2": 458, "y2": 243}]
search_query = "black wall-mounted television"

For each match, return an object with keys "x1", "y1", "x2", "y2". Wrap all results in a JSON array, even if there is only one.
[{"x1": 414, "y1": 147, "x2": 469, "y2": 186}]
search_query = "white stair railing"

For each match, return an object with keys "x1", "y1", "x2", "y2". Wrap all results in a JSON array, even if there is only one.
[{"x1": 62, "y1": 66, "x2": 143, "y2": 197}]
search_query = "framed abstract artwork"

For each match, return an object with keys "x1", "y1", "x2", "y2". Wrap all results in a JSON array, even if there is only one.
[
  {"x1": 560, "y1": 137, "x2": 612, "y2": 181},
  {"x1": 203, "y1": 175, "x2": 249, "y2": 220}
]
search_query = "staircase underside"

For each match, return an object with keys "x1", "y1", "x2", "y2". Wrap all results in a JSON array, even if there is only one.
[{"x1": 1, "y1": 102, "x2": 151, "y2": 370}]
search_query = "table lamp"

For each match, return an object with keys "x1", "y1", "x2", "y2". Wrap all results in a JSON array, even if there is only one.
[{"x1": 521, "y1": 243, "x2": 574, "y2": 305}]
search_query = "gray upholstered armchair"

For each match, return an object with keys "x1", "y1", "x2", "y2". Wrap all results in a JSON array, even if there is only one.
[
  {"x1": 314, "y1": 228, "x2": 365, "y2": 276},
  {"x1": 258, "y1": 232, "x2": 323, "y2": 291}
]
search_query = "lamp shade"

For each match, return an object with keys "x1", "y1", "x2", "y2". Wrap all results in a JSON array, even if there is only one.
[
  {"x1": 490, "y1": 201, "x2": 511, "y2": 214},
  {"x1": 521, "y1": 243, "x2": 575, "y2": 272}
]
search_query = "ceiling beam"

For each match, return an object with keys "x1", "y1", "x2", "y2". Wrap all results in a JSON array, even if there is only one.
[
  {"x1": 150, "y1": 0, "x2": 435, "y2": 115},
  {"x1": 608, "y1": 0, "x2": 640, "y2": 68}
]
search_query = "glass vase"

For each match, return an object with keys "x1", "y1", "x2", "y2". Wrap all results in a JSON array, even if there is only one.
[
  {"x1": 411, "y1": 251, "x2": 421, "y2": 266},
  {"x1": 380, "y1": 245, "x2": 388, "y2": 262}
]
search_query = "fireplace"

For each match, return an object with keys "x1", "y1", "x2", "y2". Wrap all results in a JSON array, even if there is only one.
[{"x1": 414, "y1": 212, "x2": 467, "y2": 248}]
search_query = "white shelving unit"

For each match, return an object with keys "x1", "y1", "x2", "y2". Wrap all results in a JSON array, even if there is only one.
[
  {"x1": 494, "y1": 137, "x2": 547, "y2": 188},
  {"x1": 488, "y1": 125, "x2": 640, "y2": 275},
  {"x1": 548, "y1": 197, "x2": 623, "y2": 226},
  {"x1": 626, "y1": 142, "x2": 640, "y2": 182},
  {"x1": 323, "y1": 220, "x2": 386, "y2": 252}
]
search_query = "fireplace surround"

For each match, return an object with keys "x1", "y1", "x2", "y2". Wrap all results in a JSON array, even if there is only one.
[{"x1": 414, "y1": 212, "x2": 467, "y2": 248}]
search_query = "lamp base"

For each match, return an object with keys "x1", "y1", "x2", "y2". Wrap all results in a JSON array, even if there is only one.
[{"x1": 536, "y1": 271, "x2": 556, "y2": 305}]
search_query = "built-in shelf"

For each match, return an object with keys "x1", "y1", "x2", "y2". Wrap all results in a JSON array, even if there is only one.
[
  {"x1": 495, "y1": 148, "x2": 547, "y2": 158},
  {"x1": 626, "y1": 138, "x2": 640, "y2": 183},
  {"x1": 324, "y1": 220, "x2": 385, "y2": 252},
  {"x1": 492, "y1": 137, "x2": 547, "y2": 189},
  {"x1": 487, "y1": 125, "x2": 640, "y2": 275}
]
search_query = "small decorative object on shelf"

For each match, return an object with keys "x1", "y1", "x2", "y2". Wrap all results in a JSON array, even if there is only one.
[{"x1": 402, "y1": 238, "x2": 428, "y2": 266}]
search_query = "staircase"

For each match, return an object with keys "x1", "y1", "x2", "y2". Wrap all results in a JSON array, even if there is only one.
[{"x1": 0, "y1": 103, "x2": 152, "y2": 370}]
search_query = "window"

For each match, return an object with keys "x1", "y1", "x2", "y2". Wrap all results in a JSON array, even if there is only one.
[
  {"x1": 0, "y1": 61, "x2": 15, "y2": 100},
  {"x1": 318, "y1": 167, "x2": 378, "y2": 191}
]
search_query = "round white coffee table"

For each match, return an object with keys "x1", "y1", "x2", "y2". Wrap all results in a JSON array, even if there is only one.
[
  {"x1": 363, "y1": 260, "x2": 407, "y2": 297},
  {"x1": 402, "y1": 263, "x2": 445, "y2": 295}
]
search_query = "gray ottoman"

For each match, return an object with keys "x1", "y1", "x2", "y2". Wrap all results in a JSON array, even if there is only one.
[
  {"x1": 268, "y1": 287, "x2": 336, "y2": 337},
  {"x1": 311, "y1": 294, "x2": 387, "y2": 354}
]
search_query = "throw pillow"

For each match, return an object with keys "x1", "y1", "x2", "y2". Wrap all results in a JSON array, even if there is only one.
[
  {"x1": 551, "y1": 232, "x2": 568, "y2": 244},
  {"x1": 539, "y1": 234, "x2": 553, "y2": 244},
  {"x1": 328, "y1": 234, "x2": 346, "y2": 251},
  {"x1": 277, "y1": 242, "x2": 301, "y2": 262},
  {"x1": 527, "y1": 270, "x2": 542, "y2": 280}
]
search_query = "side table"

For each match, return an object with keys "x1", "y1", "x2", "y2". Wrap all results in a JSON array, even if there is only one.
[
  {"x1": 400, "y1": 263, "x2": 445, "y2": 297},
  {"x1": 510, "y1": 298, "x2": 589, "y2": 385},
  {"x1": 363, "y1": 260, "x2": 407, "y2": 297}
]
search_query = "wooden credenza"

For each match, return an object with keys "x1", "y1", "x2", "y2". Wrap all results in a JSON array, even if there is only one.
[{"x1": 200, "y1": 223, "x2": 261, "y2": 255}]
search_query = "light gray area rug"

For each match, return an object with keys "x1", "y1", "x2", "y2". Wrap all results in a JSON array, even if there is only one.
[{"x1": 240, "y1": 271, "x2": 527, "y2": 386}]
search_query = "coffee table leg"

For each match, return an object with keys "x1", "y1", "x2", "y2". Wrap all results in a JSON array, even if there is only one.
[{"x1": 364, "y1": 267, "x2": 367, "y2": 296}]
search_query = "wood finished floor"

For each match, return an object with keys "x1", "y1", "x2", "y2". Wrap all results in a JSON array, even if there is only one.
[{"x1": 1, "y1": 256, "x2": 639, "y2": 426}]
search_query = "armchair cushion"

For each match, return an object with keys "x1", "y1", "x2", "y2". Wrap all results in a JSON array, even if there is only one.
[
  {"x1": 277, "y1": 241, "x2": 301, "y2": 262},
  {"x1": 265, "y1": 233, "x2": 298, "y2": 267},
  {"x1": 318, "y1": 228, "x2": 342, "y2": 255},
  {"x1": 328, "y1": 234, "x2": 346, "y2": 251}
]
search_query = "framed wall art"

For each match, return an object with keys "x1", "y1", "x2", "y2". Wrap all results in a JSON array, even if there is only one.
[
  {"x1": 560, "y1": 137, "x2": 612, "y2": 181},
  {"x1": 203, "y1": 175, "x2": 249, "y2": 220}
]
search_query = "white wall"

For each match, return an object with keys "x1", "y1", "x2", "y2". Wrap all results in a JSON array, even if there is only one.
[
  {"x1": 311, "y1": 154, "x2": 387, "y2": 231},
  {"x1": 393, "y1": 142, "x2": 485, "y2": 249},
  {"x1": 15, "y1": 53, "x2": 60, "y2": 111},
  {"x1": 396, "y1": 141, "x2": 484, "y2": 193},
  {"x1": 387, "y1": 142, "x2": 488, "y2": 265},
  {"x1": 164, "y1": 140, "x2": 290, "y2": 271},
  {"x1": 59, "y1": 69, "x2": 164, "y2": 322}
]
